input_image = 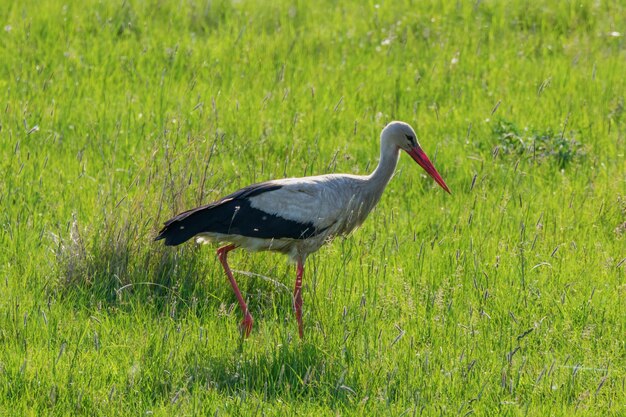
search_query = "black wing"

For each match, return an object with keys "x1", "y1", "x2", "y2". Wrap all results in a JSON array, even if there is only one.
[{"x1": 155, "y1": 182, "x2": 320, "y2": 246}]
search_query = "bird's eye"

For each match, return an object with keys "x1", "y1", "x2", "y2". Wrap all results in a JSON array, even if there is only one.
[{"x1": 405, "y1": 134, "x2": 416, "y2": 146}]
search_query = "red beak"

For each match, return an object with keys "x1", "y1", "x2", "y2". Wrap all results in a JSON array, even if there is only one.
[{"x1": 407, "y1": 147, "x2": 451, "y2": 194}]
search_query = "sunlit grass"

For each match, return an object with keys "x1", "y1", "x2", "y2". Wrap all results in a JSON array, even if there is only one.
[{"x1": 1, "y1": 0, "x2": 624, "y2": 415}]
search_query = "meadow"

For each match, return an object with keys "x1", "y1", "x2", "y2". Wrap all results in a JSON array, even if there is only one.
[{"x1": 1, "y1": 0, "x2": 625, "y2": 415}]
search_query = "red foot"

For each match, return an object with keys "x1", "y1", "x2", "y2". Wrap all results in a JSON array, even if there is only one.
[{"x1": 240, "y1": 313, "x2": 254, "y2": 338}]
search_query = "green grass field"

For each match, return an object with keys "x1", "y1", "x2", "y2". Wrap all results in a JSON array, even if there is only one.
[{"x1": 1, "y1": 0, "x2": 625, "y2": 415}]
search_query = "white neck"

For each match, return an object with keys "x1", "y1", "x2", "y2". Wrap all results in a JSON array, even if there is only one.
[
  {"x1": 367, "y1": 138, "x2": 399, "y2": 190},
  {"x1": 363, "y1": 137, "x2": 400, "y2": 207},
  {"x1": 334, "y1": 135, "x2": 400, "y2": 232}
]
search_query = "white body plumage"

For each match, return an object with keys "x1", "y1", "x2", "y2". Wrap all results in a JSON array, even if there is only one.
[{"x1": 196, "y1": 172, "x2": 390, "y2": 263}]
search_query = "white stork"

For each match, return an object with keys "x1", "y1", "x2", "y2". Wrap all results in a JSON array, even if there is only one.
[{"x1": 156, "y1": 121, "x2": 450, "y2": 338}]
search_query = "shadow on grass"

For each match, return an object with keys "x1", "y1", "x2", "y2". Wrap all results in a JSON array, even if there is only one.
[{"x1": 185, "y1": 340, "x2": 356, "y2": 405}]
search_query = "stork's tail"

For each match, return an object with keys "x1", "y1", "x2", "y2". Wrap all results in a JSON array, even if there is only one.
[{"x1": 155, "y1": 208, "x2": 210, "y2": 246}]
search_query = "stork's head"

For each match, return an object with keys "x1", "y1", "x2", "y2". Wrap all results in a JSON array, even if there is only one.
[{"x1": 382, "y1": 121, "x2": 451, "y2": 194}]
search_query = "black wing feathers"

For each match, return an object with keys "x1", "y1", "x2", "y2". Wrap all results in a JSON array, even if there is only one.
[{"x1": 155, "y1": 182, "x2": 319, "y2": 246}]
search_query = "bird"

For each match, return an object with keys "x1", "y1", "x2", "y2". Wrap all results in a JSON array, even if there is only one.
[{"x1": 155, "y1": 121, "x2": 450, "y2": 339}]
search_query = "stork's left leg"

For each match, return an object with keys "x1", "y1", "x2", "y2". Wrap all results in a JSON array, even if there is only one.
[
  {"x1": 293, "y1": 260, "x2": 305, "y2": 339},
  {"x1": 216, "y1": 244, "x2": 254, "y2": 337}
]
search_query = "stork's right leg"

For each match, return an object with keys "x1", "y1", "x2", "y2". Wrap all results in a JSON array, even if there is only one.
[{"x1": 216, "y1": 244, "x2": 253, "y2": 337}]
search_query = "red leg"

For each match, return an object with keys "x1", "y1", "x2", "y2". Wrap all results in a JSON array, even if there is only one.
[
  {"x1": 293, "y1": 260, "x2": 305, "y2": 339},
  {"x1": 216, "y1": 244, "x2": 253, "y2": 337}
]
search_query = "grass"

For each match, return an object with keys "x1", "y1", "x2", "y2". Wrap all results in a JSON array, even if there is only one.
[{"x1": 1, "y1": 0, "x2": 625, "y2": 415}]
